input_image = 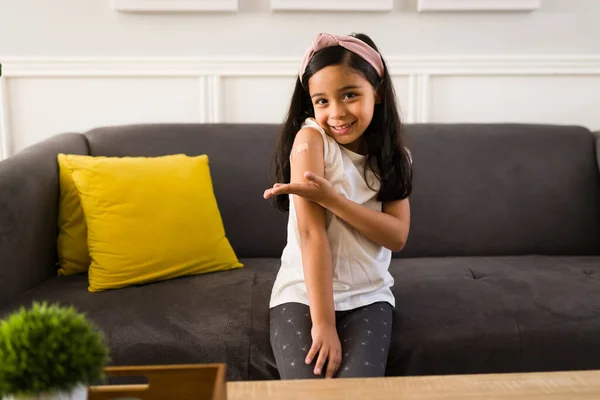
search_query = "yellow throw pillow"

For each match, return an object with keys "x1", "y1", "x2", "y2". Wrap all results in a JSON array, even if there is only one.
[
  {"x1": 60, "y1": 153, "x2": 243, "y2": 292},
  {"x1": 57, "y1": 154, "x2": 92, "y2": 276}
]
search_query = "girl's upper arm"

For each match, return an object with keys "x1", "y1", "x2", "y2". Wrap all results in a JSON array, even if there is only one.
[{"x1": 291, "y1": 128, "x2": 327, "y2": 234}]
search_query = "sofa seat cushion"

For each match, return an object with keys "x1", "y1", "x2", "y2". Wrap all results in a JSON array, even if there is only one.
[
  {"x1": 0, "y1": 258, "x2": 281, "y2": 381},
  {"x1": 3, "y1": 256, "x2": 600, "y2": 381},
  {"x1": 388, "y1": 255, "x2": 600, "y2": 375}
]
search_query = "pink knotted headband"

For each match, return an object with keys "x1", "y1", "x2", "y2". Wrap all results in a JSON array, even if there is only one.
[{"x1": 299, "y1": 33, "x2": 384, "y2": 83}]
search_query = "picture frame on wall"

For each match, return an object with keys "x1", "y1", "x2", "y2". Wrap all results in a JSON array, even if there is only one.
[
  {"x1": 270, "y1": 0, "x2": 393, "y2": 12},
  {"x1": 417, "y1": 0, "x2": 541, "y2": 12},
  {"x1": 112, "y1": 0, "x2": 239, "y2": 12}
]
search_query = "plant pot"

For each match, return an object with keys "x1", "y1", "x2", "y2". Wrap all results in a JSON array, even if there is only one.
[{"x1": 3, "y1": 384, "x2": 87, "y2": 400}]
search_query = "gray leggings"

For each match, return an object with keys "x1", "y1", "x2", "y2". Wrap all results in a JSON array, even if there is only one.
[{"x1": 270, "y1": 301, "x2": 393, "y2": 379}]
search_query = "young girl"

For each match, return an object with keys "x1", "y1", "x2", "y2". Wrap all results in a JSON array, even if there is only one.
[{"x1": 263, "y1": 32, "x2": 412, "y2": 379}]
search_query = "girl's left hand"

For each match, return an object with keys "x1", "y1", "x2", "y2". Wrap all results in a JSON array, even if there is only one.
[{"x1": 263, "y1": 171, "x2": 336, "y2": 207}]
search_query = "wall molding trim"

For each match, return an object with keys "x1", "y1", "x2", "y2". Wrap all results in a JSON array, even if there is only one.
[
  {"x1": 270, "y1": 0, "x2": 393, "y2": 11},
  {"x1": 417, "y1": 0, "x2": 541, "y2": 12},
  {"x1": 0, "y1": 77, "x2": 9, "y2": 160},
  {"x1": 2, "y1": 55, "x2": 600, "y2": 159},
  {"x1": 3, "y1": 55, "x2": 600, "y2": 77},
  {"x1": 112, "y1": 0, "x2": 239, "y2": 13}
]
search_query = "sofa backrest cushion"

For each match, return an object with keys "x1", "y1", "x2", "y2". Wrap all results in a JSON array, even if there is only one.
[
  {"x1": 85, "y1": 123, "x2": 288, "y2": 258},
  {"x1": 399, "y1": 123, "x2": 600, "y2": 257},
  {"x1": 84, "y1": 123, "x2": 600, "y2": 258}
]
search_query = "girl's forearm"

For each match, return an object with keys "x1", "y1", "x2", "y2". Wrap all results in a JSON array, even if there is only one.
[
  {"x1": 299, "y1": 232, "x2": 335, "y2": 327},
  {"x1": 322, "y1": 194, "x2": 407, "y2": 251}
]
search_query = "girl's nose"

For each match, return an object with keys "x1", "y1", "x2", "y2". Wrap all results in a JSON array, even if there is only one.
[{"x1": 330, "y1": 102, "x2": 346, "y2": 119}]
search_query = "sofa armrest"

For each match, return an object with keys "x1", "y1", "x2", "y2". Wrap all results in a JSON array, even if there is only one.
[{"x1": 0, "y1": 133, "x2": 89, "y2": 308}]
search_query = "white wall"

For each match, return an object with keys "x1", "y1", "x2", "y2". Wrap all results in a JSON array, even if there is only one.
[
  {"x1": 1, "y1": 0, "x2": 600, "y2": 158},
  {"x1": 1, "y1": 0, "x2": 599, "y2": 56}
]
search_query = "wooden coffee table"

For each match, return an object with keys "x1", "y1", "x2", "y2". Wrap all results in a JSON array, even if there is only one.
[{"x1": 227, "y1": 370, "x2": 600, "y2": 399}]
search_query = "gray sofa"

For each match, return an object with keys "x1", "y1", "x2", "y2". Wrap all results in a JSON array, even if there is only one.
[{"x1": 1, "y1": 122, "x2": 600, "y2": 381}]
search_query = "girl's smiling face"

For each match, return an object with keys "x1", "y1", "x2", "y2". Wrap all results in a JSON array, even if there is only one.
[{"x1": 308, "y1": 64, "x2": 378, "y2": 154}]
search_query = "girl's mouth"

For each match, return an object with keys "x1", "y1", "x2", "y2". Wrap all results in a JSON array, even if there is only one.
[{"x1": 330, "y1": 121, "x2": 355, "y2": 135}]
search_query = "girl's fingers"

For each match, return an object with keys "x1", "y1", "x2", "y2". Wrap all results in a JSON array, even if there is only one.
[
  {"x1": 325, "y1": 348, "x2": 342, "y2": 379},
  {"x1": 264, "y1": 183, "x2": 316, "y2": 199},
  {"x1": 306, "y1": 340, "x2": 320, "y2": 365},
  {"x1": 314, "y1": 346, "x2": 328, "y2": 375},
  {"x1": 263, "y1": 186, "x2": 286, "y2": 198}
]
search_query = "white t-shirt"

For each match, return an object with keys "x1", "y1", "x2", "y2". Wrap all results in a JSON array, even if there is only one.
[{"x1": 269, "y1": 118, "x2": 395, "y2": 311}]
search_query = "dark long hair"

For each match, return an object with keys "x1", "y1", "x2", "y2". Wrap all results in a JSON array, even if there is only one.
[{"x1": 271, "y1": 33, "x2": 412, "y2": 212}]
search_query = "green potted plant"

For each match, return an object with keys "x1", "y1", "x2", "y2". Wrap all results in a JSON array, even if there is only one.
[{"x1": 0, "y1": 302, "x2": 109, "y2": 400}]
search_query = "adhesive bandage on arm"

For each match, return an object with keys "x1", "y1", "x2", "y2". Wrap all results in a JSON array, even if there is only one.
[{"x1": 291, "y1": 142, "x2": 310, "y2": 160}]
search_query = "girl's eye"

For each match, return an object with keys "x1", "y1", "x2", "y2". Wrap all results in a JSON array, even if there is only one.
[
  {"x1": 344, "y1": 92, "x2": 357, "y2": 100},
  {"x1": 315, "y1": 99, "x2": 327, "y2": 105}
]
